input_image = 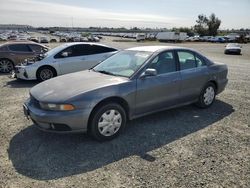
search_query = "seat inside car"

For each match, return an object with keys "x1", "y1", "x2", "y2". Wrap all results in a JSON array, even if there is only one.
[
  {"x1": 156, "y1": 55, "x2": 176, "y2": 74},
  {"x1": 180, "y1": 59, "x2": 196, "y2": 70}
]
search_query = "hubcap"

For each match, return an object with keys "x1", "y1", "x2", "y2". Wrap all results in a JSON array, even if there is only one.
[
  {"x1": 203, "y1": 86, "x2": 215, "y2": 105},
  {"x1": 98, "y1": 109, "x2": 122, "y2": 137},
  {"x1": 0, "y1": 60, "x2": 13, "y2": 73},
  {"x1": 40, "y1": 69, "x2": 53, "y2": 80}
]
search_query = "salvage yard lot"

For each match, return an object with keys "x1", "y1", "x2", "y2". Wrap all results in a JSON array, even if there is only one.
[{"x1": 0, "y1": 39, "x2": 249, "y2": 187}]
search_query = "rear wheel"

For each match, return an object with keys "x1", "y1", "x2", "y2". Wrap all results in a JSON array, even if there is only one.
[
  {"x1": 196, "y1": 82, "x2": 216, "y2": 108},
  {"x1": 89, "y1": 103, "x2": 126, "y2": 141},
  {"x1": 37, "y1": 66, "x2": 56, "y2": 81},
  {"x1": 0, "y1": 59, "x2": 14, "y2": 73}
]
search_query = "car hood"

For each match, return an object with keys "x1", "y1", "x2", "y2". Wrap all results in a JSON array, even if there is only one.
[{"x1": 30, "y1": 70, "x2": 128, "y2": 102}]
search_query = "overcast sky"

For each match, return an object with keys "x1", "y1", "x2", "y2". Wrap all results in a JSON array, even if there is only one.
[{"x1": 0, "y1": 0, "x2": 249, "y2": 29}]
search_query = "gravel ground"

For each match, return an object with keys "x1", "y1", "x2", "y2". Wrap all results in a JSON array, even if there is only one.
[{"x1": 0, "y1": 38, "x2": 249, "y2": 188}]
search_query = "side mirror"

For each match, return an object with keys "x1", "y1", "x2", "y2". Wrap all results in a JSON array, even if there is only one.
[
  {"x1": 61, "y1": 52, "x2": 68, "y2": 57},
  {"x1": 140, "y1": 68, "x2": 157, "y2": 78}
]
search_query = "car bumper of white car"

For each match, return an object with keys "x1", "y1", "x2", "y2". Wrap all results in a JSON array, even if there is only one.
[{"x1": 14, "y1": 66, "x2": 37, "y2": 80}]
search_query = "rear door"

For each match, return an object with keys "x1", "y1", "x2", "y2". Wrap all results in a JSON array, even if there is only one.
[
  {"x1": 55, "y1": 45, "x2": 84, "y2": 74},
  {"x1": 8, "y1": 44, "x2": 35, "y2": 64},
  {"x1": 135, "y1": 50, "x2": 181, "y2": 115},
  {"x1": 176, "y1": 50, "x2": 209, "y2": 103}
]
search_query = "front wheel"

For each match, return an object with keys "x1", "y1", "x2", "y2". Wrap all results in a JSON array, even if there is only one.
[
  {"x1": 37, "y1": 67, "x2": 56, "y2": 81},
  {"x1": 196, "y1": 82, "x2": 216, "y2": 108},
  {"x1": 89, "y1": 103, "x2": 126, "y2": 141}
]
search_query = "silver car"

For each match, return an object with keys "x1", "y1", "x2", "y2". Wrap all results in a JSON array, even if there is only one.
[{"x1": 23, "y1": 46, "x2": 228, "y2": 141}]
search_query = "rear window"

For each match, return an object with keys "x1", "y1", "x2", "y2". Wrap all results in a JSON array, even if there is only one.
[
  {"x1": 8, "y1": 44, "x2": 32, "y2": 52},
  {"x1": 28, "y1": 44, "x2": 44, "y2": 53},
  {"x1": 89, "y1": 45, "x2": 117, "y2": 54}
]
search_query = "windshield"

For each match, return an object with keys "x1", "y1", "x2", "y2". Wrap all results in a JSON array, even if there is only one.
[{"x1": 93, "y1": 50, "x2": 152, "y2": 77}]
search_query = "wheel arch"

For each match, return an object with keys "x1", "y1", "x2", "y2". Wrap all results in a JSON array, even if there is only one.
[
  {"x1": 207, "y1": 80, "x2": 218, "y2": 94},
  {"x1": 87, "y1": 96, "x2": 130, "y2": 131}
]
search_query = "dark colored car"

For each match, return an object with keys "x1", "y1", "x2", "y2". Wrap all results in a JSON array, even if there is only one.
[
  {"x1": 0, "y1": 41, "x2": 49, "y2": 73},
  {"x1": 23, "y1": 46, "x2": 228, "y2": 141}
]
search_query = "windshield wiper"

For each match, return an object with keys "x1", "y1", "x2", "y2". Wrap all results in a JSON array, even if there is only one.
[{"x1": 95, "y1": 70, "x2": 115, "y2": 76}]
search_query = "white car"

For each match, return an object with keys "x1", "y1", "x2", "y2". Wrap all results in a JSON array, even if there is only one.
[
  {"x1": 224, "y1": 43, "x2": 242, "y2": 55},
  {"x1": 14, "y1": 42, "x2": 118, "y2": 81}
]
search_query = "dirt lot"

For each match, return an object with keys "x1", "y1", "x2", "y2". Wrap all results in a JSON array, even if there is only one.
[{"x1": 0, "y1": 39, "x2": 249, "y2": 188}]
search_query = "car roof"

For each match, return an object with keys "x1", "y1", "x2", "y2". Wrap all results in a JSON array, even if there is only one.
[
  {"x1": 62, "y1": 42, "x2": 116, "y2": 48},
  {"x1": 126, "y1": 46, "x2": 191, "y2": 52},
  {"x1": 1, "y1": 41, "x2": 49, "y2": 48}
]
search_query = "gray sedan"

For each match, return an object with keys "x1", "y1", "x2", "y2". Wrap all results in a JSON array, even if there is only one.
[{"x1": 23, "y1": 46, "x2": 228, "y2": 141}]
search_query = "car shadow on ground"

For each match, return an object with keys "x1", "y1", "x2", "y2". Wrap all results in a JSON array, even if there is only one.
[
  {"x1": 4, "y1": 78, "x2": 39, "y2": 88},
  {"x1": 8, "y1": 100, "x2": 234, "y2": 180}
]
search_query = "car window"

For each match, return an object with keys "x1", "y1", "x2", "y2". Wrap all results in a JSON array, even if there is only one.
[
  {"x1": 94, "y1": 50, "x2": 152, "y2": 77},
  {"x1": 28, "y1": 44, "x2": 43, "y2": 53},
  {"x1": 8, "y1": 44, "x2": 32, "y2": 52},
  {"x1": 55, "y1": 44, "x2": 117, "y2": 58},
  {"x1": 177, "y1": 51, "x2": 196, "y2": 70},
  {"x1": 195, "y1": 55, "x2": 206, "y2": 67},
  {"x1": 148, "y1": 51, "x2": 176, "y2": 74},
  {"x1": 88, "y1": 45, "x2": 117, "y2": 54},
  {"x1": 55, "y1": 46, "x2": 74, "y2": 58}
]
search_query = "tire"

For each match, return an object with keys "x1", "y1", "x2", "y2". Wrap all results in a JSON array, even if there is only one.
[
  {"x1": 0, "y1": 59, "x2": 14, "y2": 73},
  {"x1": 89, "y1": 103, "x2": 126, "y2": 141},
  {"x1": 196, "y1": 82, "x2": 216, "y2": 108},
  {"x1": 37, "y1": 66, "x2": 56, "y2": 81}
]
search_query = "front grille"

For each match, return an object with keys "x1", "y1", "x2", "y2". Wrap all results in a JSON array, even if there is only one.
[{"x1": 30, "y1": 95, "x2": 40, "y2": 108}]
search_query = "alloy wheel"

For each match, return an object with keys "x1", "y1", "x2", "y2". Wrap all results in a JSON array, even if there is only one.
[
  {"x1": 40, "y1": 69, "x2": 53, "y2": 80},
  {"x1": 0, "y1": 59, "x2": 13, "y2": 73}
]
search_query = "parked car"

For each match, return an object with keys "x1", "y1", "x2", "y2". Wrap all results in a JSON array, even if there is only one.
[
  {"x1": 23, "y1": 46, "x2": 228, "y2": 141},
  {"x1": 14, "y1": 42, "x2": 118, "y2": 81},
  {"x1": 224, "y1": 43, "x2": 242, "y2": 55},
  {"x1": 0, "y1": 41, "x2": 49, "y2": 73},
  {"x1": 29, "y1": 37, "x2": 39, "y2": 43},
  {"x1": 59, "y1": 38, "x2": 67, "y2": 42},
  {"x1": 210, "y1": 37, "x2": 226, "y2": 43},
  {"x1": 40, "y1": 36, "x2": 49, "y2": 43},
  {"x1": 50, "y1": 38, "x2": 57, "y2": 43},
  {"x1": 185, "y1": 36, "x2": 200, "y2": 42}
]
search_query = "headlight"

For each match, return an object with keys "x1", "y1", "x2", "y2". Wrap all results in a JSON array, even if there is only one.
[{"x1": 39, "y1": 102, "x2": 75, "y2": 111}]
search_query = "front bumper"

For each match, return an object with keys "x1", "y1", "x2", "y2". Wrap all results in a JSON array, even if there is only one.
[
  {"x1": 217, "y1": 78, "x2": 228, "y2": 94},
  {"x1": 14, "y1": 66, "x2": 37, "y2": 80},
  {"x1": 24, "y1": 99, "x2": 92, "y2": 133}
]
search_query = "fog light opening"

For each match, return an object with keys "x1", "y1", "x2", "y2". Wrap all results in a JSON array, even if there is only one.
[{"x1": 51, "y1": 123, "x2": 55, "y2": 129}]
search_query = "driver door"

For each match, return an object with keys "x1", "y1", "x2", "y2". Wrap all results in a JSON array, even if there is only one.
[{"x1": 135, "y1": 51, "x2": 181, "y2": 115}]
